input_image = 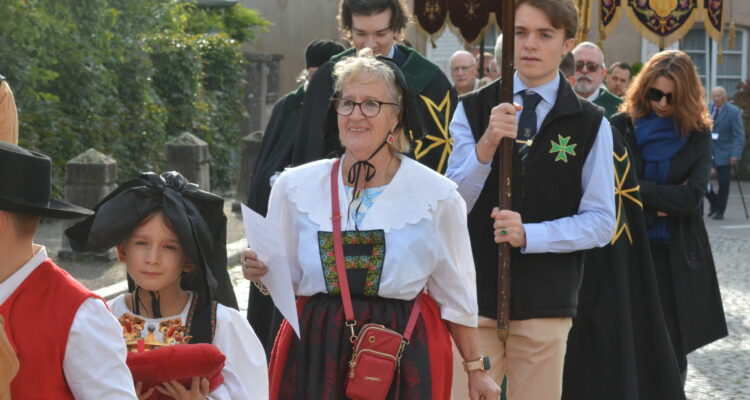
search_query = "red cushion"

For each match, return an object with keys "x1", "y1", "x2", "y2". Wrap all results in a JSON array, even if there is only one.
[{"x1": 127, "y1": 343, "x2": 225, "y2": 398}]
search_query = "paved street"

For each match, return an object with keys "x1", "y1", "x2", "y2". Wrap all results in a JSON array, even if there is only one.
[
  {"x1": 684, "y1": 187, "x2": 750, "y2": 400},
  {"x1": 37, "y1": 182, "x2": 750, "y2": 399}
]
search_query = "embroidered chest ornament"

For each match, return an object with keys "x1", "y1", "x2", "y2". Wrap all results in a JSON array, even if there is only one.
[{"x1": 549, "y1": 134, "x2": 577, "y2": 163}]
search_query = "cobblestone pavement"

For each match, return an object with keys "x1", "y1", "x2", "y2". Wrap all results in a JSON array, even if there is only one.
[{"x1": 684, "y1": 222, "x2": 750, "y2": 399}]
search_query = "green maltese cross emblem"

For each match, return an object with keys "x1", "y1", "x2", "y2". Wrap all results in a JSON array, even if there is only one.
[{"x1": 549, "y1": 134, "x2": 577, "y2": 163}]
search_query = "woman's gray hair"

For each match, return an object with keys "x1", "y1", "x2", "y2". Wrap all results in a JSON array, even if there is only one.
[{"x1": 332, "y1": 48, "x2": 410, "y2": 153}]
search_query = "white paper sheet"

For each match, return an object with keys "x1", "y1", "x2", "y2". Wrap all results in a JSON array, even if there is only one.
[{"x1": 240, "y1": 204, "x2": 300, "y2": 338}]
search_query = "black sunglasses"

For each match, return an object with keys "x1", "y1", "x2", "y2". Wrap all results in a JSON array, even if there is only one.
[
  {"x1": 646, "y1": 88, "x2": 673, "y2": 105},
  {"x1": 575, "y1": 61, "x2": 601, "y2": 72}
]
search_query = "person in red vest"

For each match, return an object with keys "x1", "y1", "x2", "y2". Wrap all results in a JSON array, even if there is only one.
[
  {"x1": 0, "y1": 315, "x2": 19, "y2": 400},
  {"x1": 0, "y1": 142, "x2": 137, "y2": 399}
]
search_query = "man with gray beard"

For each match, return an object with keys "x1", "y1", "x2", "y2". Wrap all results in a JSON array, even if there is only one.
[{"x1": 572, "y1": 42, "x2": 622, "y2": 117}]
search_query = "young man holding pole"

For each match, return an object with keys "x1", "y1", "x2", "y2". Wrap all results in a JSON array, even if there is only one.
[{"x1": 447, "y1": 0, "x2": 616, "y2": 398}]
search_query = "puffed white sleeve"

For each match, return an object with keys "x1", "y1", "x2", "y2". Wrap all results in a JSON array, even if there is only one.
[
  {"x1": 266, "y1": 171, "x2": 302, "y2": 290},
  {"x1": 63, "y1": 298, "x2": 138, "y2": 399},
  {"x1": 209, "y1": 304, "x2": 268, "y2": 400},
  {"x1": 425, "y1": 191, "x2": 479, "y2": 327}
]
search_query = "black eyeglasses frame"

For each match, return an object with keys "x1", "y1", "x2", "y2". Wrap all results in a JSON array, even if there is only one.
[
  {"x1": 646, "y1": 88, "x2": 673, "y2": 105},
  {"x1": 330, "y1": 98, "x2": 401, "y2": 117}
]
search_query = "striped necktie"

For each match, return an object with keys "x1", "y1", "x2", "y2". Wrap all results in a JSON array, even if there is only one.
[{"x1": 517, "y1": 91, "x2": 543, "y2": 164}]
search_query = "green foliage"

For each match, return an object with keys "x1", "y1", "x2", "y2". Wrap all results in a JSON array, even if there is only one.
[
  {"x1": 0, "y1": 0, "x2": 268, "y2": 194},
  {"x1": 184, "y1": 4, "x2": 271, "y2": 42}
]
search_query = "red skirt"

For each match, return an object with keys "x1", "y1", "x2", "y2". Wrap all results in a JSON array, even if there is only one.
[{"x1": 269, "y1": 293, "x2": 452, "y2": 399}]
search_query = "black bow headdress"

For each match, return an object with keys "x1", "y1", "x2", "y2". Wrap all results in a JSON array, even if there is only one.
[{"x1": 65, "y1": 172, "x2": 238, "y2": 310}]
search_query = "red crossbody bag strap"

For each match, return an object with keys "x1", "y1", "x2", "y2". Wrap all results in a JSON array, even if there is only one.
[
  {"x1": 331, "y1": 159, "x2": 356, "y2": 328},
  {"x1": 330, "y1": 159, "x2": 423, "y2": 343}
]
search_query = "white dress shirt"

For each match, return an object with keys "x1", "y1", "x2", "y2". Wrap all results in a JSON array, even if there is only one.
[
  {"x1": 109, "y1": 294, "x2": 269, "y2": 400},
  {"x1": 267, "y1": 155, "x2": 479, "y2": 327},
  {"x1": 446, "y1": 72, "x2": 616, "y2": 253},
  {"x1": 0, "y1": 246, "x2": 137, "y2": 399}
]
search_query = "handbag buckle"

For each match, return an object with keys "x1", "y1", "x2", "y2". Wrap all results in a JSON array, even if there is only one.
[
  {"x1": 396, "y1": 339, "x2": 408, "y2": 360},
  {"x1": 346, "y1": 320, "x2": 358, "y2": 343}
]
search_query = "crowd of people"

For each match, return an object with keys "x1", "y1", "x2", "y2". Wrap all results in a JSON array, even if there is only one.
[{"x1": 0, "y1": 0, "x2": 746, "y2": 399}]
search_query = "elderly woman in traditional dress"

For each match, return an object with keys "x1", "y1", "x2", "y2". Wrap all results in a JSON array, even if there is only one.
[{"x1": 242, "y1": 48, "x2": 499, "y2": 399}]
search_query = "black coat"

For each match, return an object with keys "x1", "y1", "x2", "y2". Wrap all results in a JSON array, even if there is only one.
[
  {"x1": 610, "y1": 112, "x2": 728, "y2": 355},
  {"x1": 563, "y1": 130, "x2": 685, "y2": 400},
  {"x1": 246, "y1": 84, "x2": 305, "y2": 216}
]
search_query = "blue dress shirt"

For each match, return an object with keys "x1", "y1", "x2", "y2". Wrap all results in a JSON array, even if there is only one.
[{"x1": 446, "y1": 72, "x2": 616, "y2": 254}]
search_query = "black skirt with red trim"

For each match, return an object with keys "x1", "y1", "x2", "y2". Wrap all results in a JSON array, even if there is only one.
[{"x1": 269, "y1": 293, "x2": 452, "y2": 399}]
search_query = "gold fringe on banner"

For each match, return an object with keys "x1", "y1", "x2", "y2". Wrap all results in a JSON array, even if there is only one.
[
  {"x1": 718, "y1": 46, "x2": 724, "y2": 65},
  {"x1": 702, "y1": 1, "x2": 725, "y2": 45},
  {"x1": 576, "y1": 0, "x2": 592, "y2": 43},
  {"x1": 600, "y1": 0, "x2": 624, "y2": 42}
]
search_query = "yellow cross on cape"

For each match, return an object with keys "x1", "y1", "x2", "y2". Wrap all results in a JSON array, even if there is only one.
[
  {"x1": 612, "y1": 150, "x2": 643, "y2": 245},
  {"x1": 549, "y1": 134, "x2": 577, "y2": 163},
  {"x1": 413, "y1": 92, "x2": 453, "y2": 173}
]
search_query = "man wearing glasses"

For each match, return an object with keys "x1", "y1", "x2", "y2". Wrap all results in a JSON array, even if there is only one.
[
  {"x1": 449, "y1": 50, "x2": 480, "y2": 95},
  {"x1": 572, "y1": 42, "x2": 623, "y2": 117}
]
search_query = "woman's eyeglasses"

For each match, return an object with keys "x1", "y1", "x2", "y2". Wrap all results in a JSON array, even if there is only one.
[
  {"x1": 331, "y1": 98, "x2": 400, "y2": 117},
  {"x1": 646, "y1": 88, "x2": 673, "y2": 105},
  {"x1": 575, "y1": 61, "x2": 601, "y2": 72}
]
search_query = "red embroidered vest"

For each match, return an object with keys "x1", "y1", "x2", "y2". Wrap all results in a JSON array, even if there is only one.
[{"x1": 0, "y1": 259, "x2": 100, "y2": 399}]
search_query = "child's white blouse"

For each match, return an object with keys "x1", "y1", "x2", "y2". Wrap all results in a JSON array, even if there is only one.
[{"x1": 109, "y1": 294, "x2": 268, "y2": 400}]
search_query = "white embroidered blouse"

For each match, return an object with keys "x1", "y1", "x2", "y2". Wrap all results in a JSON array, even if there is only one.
[{"x1": 267, "y1": 154, "x2": 479, "y2": 327}]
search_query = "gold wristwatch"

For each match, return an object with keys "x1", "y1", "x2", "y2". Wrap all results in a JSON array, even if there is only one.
[{"x1": 463, "y1": 355, "x2": 491, "y2": 372}]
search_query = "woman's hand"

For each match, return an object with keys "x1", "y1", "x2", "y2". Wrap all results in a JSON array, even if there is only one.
[
  {"x1": 134, "y1": 382, "x2": 155, "y2": 400},
  {"x1": 468, "y1": 370, "x2": 502, "y2": 400},
  {"x1": 0, "y1": 315, "x2": 19, "y2": 400},
  {"x1": 155, "y1": 378, "x2": 209, "y2": 400},
  {"x1": 491, "y1": 207, "x2": 526, "y2": 248},
  {"x1": 241, "y1": 249, "x2": 268, "y2": 282}
]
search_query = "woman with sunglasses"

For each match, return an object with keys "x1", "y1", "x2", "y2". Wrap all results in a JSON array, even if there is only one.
[
  {"x1": 242, "y1": 48, "x2": 500, "y2": 399},
  {"x1": 610, "y1": 50, "x2": 728, "y2": 385}
]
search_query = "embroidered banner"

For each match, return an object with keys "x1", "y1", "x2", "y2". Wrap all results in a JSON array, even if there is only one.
[
  {"x1": 414, "y1": 0, "x2": 502, "y2": 44},
  {"x1": 703, "y1": 0, "x2": 724, "y2": 43},
  {"x1": 600, "y1": 0, "x2": 623, "y2": 40},
  {"x1": 414, "y1": 0, "x2": 448, "y2": 38},
  {"x1": 597, "y1": 0, "x2": 725, "y2": 48}
]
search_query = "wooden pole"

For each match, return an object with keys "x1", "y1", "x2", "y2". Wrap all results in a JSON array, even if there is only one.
[{"x1": 496, "y1": 0, "x2": 515, "y2": 343}]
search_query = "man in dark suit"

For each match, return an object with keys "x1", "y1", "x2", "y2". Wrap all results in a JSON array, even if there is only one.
[{"x1": 706, "y1": 86, "x2": 746, "y2": 219}]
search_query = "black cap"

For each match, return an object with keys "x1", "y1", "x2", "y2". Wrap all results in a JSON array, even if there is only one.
[{"x1": 305, "y1": 40, "x2": 346, "y2": 69}]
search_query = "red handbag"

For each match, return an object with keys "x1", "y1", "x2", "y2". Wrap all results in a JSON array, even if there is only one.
[{"x1": 330, "y1": 159, "x2": 423, "y2": 400}]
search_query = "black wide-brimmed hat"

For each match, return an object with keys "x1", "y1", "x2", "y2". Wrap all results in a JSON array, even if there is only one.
[{"x1": 0, "y1": 142, "x2": 94, "y2": 219}]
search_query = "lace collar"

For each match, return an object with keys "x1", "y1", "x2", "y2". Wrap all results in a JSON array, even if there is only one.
[{"x1": 278, "y1": 154, "x2": 457, "y2": 233}]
